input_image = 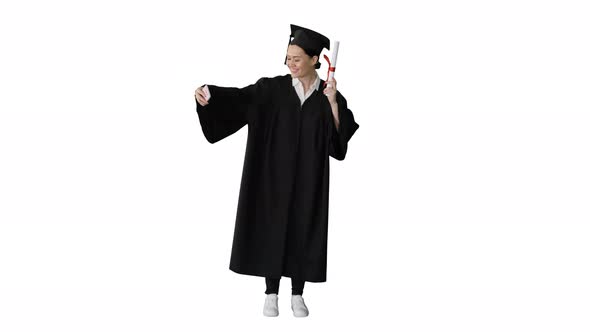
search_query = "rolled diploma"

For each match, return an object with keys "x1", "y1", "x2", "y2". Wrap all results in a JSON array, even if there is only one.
[{"x1": 327, "y1": 41, "x2": 339, "y2": 88}]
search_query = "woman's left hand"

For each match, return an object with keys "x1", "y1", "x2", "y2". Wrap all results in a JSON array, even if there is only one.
[{"x1": 323, "y1": 78, "x2": 337, "y2": 104}]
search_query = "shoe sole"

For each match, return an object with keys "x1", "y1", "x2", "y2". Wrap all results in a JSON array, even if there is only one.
[
  {"x1": 291, "y1": 307, "x2": 309, "y2": 317},
  {"x1": 263, "y1": 310, "x2": 279, "y2": 317}
]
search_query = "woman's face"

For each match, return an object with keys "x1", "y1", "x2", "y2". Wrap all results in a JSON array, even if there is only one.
[{"x1": 286, "y1": 44, "x2": 317, "y2": 78}]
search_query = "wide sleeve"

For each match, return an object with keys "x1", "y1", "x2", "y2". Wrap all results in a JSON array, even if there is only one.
[
  {"x1": 329, "y1": 91, "x2": 360, "y2": 161},
  {"x1": 195, "y1": 77, "x2": 269, "y2": 144}
]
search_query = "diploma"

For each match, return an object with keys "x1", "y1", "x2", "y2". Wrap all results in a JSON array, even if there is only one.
[{"x1": 325, "y1": 41, "x2": 339, "y2": 88}]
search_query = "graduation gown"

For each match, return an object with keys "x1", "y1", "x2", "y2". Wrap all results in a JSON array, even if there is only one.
[{"x1": 195, "y1": 74, "x2": 359, "y2": 282}]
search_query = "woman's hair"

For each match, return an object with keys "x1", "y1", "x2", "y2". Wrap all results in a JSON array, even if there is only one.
[
  {"x1": 308, "y1": 51, "x2": 321, "y2": 69},
  {"x1": 313, "y1": 58, "x2": 321, "y2": 69},
  {"x1": 292, "y1": 42, "x2": 322, "y2": 69}
]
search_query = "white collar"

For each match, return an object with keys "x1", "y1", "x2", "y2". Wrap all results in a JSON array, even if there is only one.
[{"x1": 292, "y1": 74, "x2": 320, "y2": 91}]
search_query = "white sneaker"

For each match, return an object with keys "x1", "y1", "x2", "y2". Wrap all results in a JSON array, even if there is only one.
[
  {"x1": 291, "y1": 295, "x2": 309, "y2": 317},
  {"x1": 263, "y1": 294, "x2": 279, "y2": 317}
]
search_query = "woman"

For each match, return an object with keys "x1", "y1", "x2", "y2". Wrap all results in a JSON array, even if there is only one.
[{"x1": 194, "y1": 24, "x2": 359, "y2": 317}]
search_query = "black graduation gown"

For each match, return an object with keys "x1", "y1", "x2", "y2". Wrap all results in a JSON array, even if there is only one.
[{"x1": 195, "y1": 74, "x2": 359, "y2": 282}]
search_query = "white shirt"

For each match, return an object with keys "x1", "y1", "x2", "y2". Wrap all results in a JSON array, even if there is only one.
[{"x1": 292, "y1": 74, "x2": 321, "y2": 106}]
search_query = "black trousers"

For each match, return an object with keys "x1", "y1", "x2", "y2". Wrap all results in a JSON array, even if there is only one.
[{"x1": 265, "y1": 277, "x2": 305, "y2": 295}]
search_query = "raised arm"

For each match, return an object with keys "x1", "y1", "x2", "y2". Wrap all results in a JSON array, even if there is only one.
[{"x1": 195, "y1": 77, "x2": 270, "y2": 144}]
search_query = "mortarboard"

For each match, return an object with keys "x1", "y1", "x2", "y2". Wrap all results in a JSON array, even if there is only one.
[{"x1": 284, "y1": 24, "x2": 330, "y2": 67}]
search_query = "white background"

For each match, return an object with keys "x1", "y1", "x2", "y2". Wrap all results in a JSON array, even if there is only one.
[{"x1": 1, "y1": 0, "x2": 589, "y2": 331}]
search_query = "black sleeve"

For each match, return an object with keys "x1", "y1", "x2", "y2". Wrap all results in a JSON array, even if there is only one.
[
  {"x1": 329, "y1": 91, "x2": 359, "y2": 160},
  {"x1": 195, "y1": 77, "x2": 270, "y2": 144}
]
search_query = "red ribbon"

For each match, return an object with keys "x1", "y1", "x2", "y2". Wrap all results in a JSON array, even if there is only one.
[{"x1": 323, "y1": 54, "x2": 336, "y2": 87}]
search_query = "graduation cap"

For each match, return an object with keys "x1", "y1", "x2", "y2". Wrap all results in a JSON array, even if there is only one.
[{"x1": 284, "y1": 24, "x2": 330, "y2": 69}]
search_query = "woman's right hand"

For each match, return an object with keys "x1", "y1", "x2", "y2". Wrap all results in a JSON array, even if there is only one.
[{"x1": 194, "y1": 86, "x2": 210, "y2": 106}]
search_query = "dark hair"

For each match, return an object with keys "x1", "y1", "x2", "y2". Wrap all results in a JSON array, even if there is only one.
[
  {"x1": 306, "y1": 51, "x2": 322, "y2": 70},
  {"x1": 313, "y1": 58, "x2": 321, "y2": 69},
  {"x1": 290, "y1": 42, "x2": 322, "y2": 69}
]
